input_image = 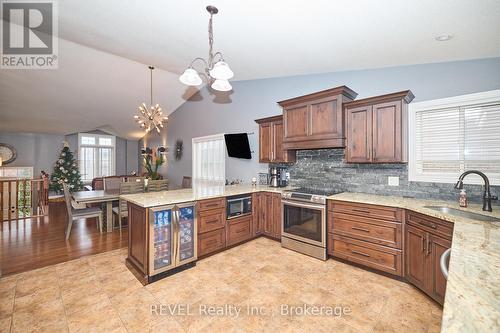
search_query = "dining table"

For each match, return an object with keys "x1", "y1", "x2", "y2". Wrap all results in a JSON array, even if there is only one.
[{"x1": 72, "y1": 189, "x2": 120, "y2": 232}]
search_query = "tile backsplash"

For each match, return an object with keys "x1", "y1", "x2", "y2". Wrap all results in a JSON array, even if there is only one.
[{"x1": 285, "y1": 149, "x2": 499, "y2": 204}]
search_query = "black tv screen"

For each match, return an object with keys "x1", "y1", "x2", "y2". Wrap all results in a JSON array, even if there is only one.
[{"x1": 224, "y1": 133, "x2": 251, "y2": 159}]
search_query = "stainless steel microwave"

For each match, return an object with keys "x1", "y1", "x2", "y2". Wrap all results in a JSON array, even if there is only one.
[{"x1": 226, "y1": 195, "x2": 252, "y2": 219}]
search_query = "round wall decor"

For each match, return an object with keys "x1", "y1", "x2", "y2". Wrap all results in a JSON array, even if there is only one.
[{"x1": 0, "y1": 143, "x2": 17, "y2": 165}]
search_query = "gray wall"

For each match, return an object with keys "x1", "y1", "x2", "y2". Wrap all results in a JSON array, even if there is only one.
[
  {"x1": 1, "y1": 131, "x2": 138, "y2": 179},
  {"x1": 0, "y1": 132, "x2": 65, "y2": 176},
  {"x1": 165, "y1": 57, "x2": 500, "y2": 188}
]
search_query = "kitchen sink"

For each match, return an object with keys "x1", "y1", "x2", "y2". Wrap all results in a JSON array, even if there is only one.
[{"x1": 423, "y1": 206, "x2": 500, "y2": 222}]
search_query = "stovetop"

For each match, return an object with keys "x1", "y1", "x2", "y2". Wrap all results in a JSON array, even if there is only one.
[{"x1": 286, "y1": 187, "x2": 343, "y2": 197}]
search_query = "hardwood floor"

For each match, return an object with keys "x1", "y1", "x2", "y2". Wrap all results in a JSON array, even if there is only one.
[{"x1": 0, "y1": 202, "x2": 127, "y2": 277}]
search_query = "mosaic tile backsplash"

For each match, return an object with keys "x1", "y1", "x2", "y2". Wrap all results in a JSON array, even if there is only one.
[{"x1": 284, "y1": 149, "x2": 500, "y2": 204}]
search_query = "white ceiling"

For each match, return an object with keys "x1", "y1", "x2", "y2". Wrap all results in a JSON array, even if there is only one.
[{"x1": 1, "y1": 0, "x2": 500, "y2": 139}]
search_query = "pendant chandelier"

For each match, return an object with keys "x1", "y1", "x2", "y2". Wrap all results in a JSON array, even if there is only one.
[
  {"x1": 134, "y1": 66, "x2": 168, "y2": 134},
  {"x1": 179, "y1": 5, "x2": 234, "y2": 92}
]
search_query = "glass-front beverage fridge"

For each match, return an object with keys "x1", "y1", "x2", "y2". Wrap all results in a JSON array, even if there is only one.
[{"x1": 149, "y1": 202, "x2": 197, "y2": 276}]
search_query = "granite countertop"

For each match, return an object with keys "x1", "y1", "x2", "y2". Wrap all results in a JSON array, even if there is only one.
[
  {"x1": 328, "y1": 192, "x2": 500, "y2": 333},
  {"x1": 120, "y1": 184, "x2": 294, "y2": 208}
]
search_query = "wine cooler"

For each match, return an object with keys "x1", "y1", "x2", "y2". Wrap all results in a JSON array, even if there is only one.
[{"x1": 149, "y1": 202, "x2": 197, "y2": 276}]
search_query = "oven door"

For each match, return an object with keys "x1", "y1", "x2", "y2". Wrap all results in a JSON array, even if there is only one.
[{"x1": 282, "y1": 200, "x2": 326, "y2": 248}]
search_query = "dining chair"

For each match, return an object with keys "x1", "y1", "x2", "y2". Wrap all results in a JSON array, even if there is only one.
[
  {"x1": 112, "y1": 181, "x2": 144, "y2": 230},
  {"x1": 103, "y1": 176, "x2": 123, "y2": 191},
  {"x1": 147, "y1": 179, "x2": 169, "y2": 192},
  {"x1": 63, "y1": 183, "x2": 103, "y2": 240},
  {"x1": 181, "y1": 176, "x2": 192, "y2": 188}
]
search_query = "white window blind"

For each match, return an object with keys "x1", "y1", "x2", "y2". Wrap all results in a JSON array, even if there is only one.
[
  {"x1": 192, "y1": 134, "x2": 225, "y2": 186},
  {"x1": 78, "y1": 133, "x2": 116, "y2": 182},
  {"x1": 410, "y1": 90, "x2": 500, "y2": 185}
]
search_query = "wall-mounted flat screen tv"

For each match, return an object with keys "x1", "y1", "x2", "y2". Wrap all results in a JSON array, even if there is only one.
[{"x1": 224, "y1": 133, "x2": 251, "y2": 159}]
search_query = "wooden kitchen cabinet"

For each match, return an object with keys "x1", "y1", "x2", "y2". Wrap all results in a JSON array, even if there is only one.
[
  {"x1": 345, "y1": 90, "x2": 414, "y2": 163},
  {"x1": 328, "y1": 200, "x2": 403, "y2": 276},
  {"x1": 255, "y1": 115, "x2": 296, "y2": 163},
  {"x1": 255, "y1": 192, "x2": 281, "y2": 240},
  {"x1": 226, "y1": 215, "x2": 252, "y2": 246},
  {"x1": 278, "y1": 86, "x2": 358, "y2": 150},
  {"x1": 405, "y1": 211, "x2": 453, "y2": 305},
  {"x1": 197, "y1": 198, "x2": 226, "y2": 258}
]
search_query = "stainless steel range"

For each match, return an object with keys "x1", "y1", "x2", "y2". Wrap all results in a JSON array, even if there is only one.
[{"x1": 281, "y1": 188, "x2": 341, "y2": 260}]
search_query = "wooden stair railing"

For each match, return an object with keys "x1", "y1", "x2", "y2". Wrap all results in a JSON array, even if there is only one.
[{"x1": 0, "y1": 177, "x2": 49, "y2": 222}]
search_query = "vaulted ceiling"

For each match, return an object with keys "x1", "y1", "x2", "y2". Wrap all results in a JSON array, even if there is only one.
[{"x1": 1, "y1": 0, "x2": 499, "y2": 139}]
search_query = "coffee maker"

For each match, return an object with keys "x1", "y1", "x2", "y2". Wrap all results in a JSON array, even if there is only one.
[{"x1": 269, "y1": 166, "x2": 288, "y2": 187}]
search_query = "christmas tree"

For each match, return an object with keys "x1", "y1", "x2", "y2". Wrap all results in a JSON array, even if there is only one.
[{"x1": 49, "y1": 142, "x2": 83, "y2": 193}]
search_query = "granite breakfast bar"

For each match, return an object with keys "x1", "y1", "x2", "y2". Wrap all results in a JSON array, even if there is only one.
[{"x1": 121, "y1": 184, "x2": 293, "y2": 284}]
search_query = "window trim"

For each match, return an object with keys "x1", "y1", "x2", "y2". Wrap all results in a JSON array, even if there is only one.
[
  {"x1": 409, "y1": 89, "x2": 500, "y2": 185},
  {"x1": 78, "y1": 133, "x2": 116, "y2": 181}
]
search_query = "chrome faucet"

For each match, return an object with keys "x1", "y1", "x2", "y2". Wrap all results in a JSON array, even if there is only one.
[{"x1": 454, "y1": 170, "x2": 498, "y2": 212}]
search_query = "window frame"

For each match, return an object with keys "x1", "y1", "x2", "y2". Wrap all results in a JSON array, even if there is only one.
[
  {"x1": 409, "y1": 89, "x2": 500, "y2": 186},
  {"x1": 78, "y1": 133, "x2": 116, "y2": 182}
]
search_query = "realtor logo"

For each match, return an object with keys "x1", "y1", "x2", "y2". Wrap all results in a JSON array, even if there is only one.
[{"x1": 1, "y1": 0, "x2": 58, "y2": 69}]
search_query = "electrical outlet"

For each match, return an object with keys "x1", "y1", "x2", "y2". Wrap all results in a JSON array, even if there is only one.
[{"x1": 388, "y1": 176, "x2": 400, "y2": 186}]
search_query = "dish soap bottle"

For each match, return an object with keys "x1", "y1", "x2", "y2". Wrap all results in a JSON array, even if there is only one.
[{"x1": 459, "y1": 189, "x2": 468, "y2": 207}]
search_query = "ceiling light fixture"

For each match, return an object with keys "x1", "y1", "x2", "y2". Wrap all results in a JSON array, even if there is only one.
[
  {"x1": 134, "y1": 66, "x2": 168, "y2": 134},
  {"x1": 435, "y1": 34, "x2": 453, "y2": 41},
  {"x1": 179, "y1": 5, "x2": 233, "y2": 92}
]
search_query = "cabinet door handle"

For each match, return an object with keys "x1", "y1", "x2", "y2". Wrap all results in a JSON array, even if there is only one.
[
  {"x1": 351, "y1": 250, "x2": 371, "y2": 257},
  {"x1": 352, "y1": 226, "x2": 370, "y2": 233},
  {"x1": 205, "y1": 218, "x2": 220, "y2": 224},
  {"x1": 352, "y1": 208, "x2": 370, "y2": 214},
  {"x1": 418, "y1": 220, "x2": 437, "y2": 229},
  {"x1": 422, "y1": 236, "x2": 426, "y2": 252},
  {"x1": 426, "y1": 234, "x2": 431, "y2": 256}
]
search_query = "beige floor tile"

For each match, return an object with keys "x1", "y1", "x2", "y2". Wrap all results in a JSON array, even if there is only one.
[
  {"x1": 0, "y1": 288, "x2": 15, "y2": 319},
  {"x1": 0, "y1": 316, "x2": 12, "y2": 333},
  {"x1": 3, "y1": 238, "x2": 444, "y2": 332},
  {"x1": 66, "y1": 301, "x2": 125, "y2": 333},
  {"x1": 11, "y1": 299, "x2": 68, "y2": 333}
]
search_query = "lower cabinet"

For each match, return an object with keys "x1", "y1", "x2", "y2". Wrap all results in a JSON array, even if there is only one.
[
  {"x1": 197, "y1": 199, "x2": 226, "y2": 257},
  {"x1": 198, "y1": 228, "x2": 225, "y2": 257},
  {"x1": 227, "y1": 215, "x2": 252, "y2": 246},
  {"x1": 256, "y1": 192, "x2": 282, "y2": 240},
  {"x1": 328, "y1": 200, "x2": 403, "y2": 277},
  {"x1": 405, "y1": 214, "x2": 453, "y2": 305}
]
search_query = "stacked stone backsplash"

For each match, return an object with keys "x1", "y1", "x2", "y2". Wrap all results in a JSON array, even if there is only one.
[{"x1": 284, "y1": 149, "x2": 500, "y2": 204}]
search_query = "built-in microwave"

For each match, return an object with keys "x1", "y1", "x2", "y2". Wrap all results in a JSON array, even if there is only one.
[{"x1": 226, "y1": 195, "x2": 252, "y2": 219}]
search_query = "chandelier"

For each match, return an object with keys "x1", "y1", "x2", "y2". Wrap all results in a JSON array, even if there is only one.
[
  {"x1": 179, "y1": 5, "x2": 234, "y2": 92},
  {"x1": 134, "y1": 66, "x2": 168, "y2": 133}
]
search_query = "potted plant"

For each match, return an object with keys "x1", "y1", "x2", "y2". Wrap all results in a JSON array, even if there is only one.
[{"x1": 142, "y1": 146, "x2": 165, "y2": 181}]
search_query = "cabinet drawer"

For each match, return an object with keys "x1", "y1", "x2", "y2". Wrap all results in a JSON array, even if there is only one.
[
  {"x1": 198, "y1": 228, "x2": 225, "y2": 257},
  {"x1": 331, "y1": 212, "x2": 402, "y2": 249},
  {"x1": 329, "y1": 234, "x2": 402, "y2": 276},
  {"x1": 329, "y1": 200, "x2": 403, "y2": 222},
  {"x1": 198, "y1": 209, "x2": 225, "y2": 233},
  {"x1": 406, "y1": 211, "x2": 453, "y2": 240},
  {"x1": 226, "y1": 216, "x2": 252, "y2": 246},
  {"x1": 198, "y1": 198, "x2": 225, "y2": 212}
]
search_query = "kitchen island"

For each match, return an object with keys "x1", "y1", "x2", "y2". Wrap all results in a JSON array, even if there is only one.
[{"x1": 121, "y1": 184, "x2": 293, "y2": 284}]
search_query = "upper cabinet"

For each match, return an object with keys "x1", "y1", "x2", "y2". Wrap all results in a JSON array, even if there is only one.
[
  {"x1": 278, "y1": 86, "x2": 358, "y2": 150},
  {"x1": 255, "y1": 115, "x2": 296, "y2": 163},
  {"x1": 345, "y1": 90, "x2": 415, "y2": 163}
]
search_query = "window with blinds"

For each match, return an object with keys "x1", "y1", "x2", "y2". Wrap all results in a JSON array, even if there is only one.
[
  {"x1": 192, "y1": 134, "x2": 225, "y2": 187},
  {"x1": 78, "y1": 133, "x2": 116, "y2": 182},
  {"x1": 409, "y1": 90, "x2": 500, "y2": 185}
]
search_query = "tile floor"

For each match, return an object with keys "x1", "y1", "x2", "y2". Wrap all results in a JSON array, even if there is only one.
[{"x1": 0, "y1": 237, "x2": 442, "y2": 332}]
